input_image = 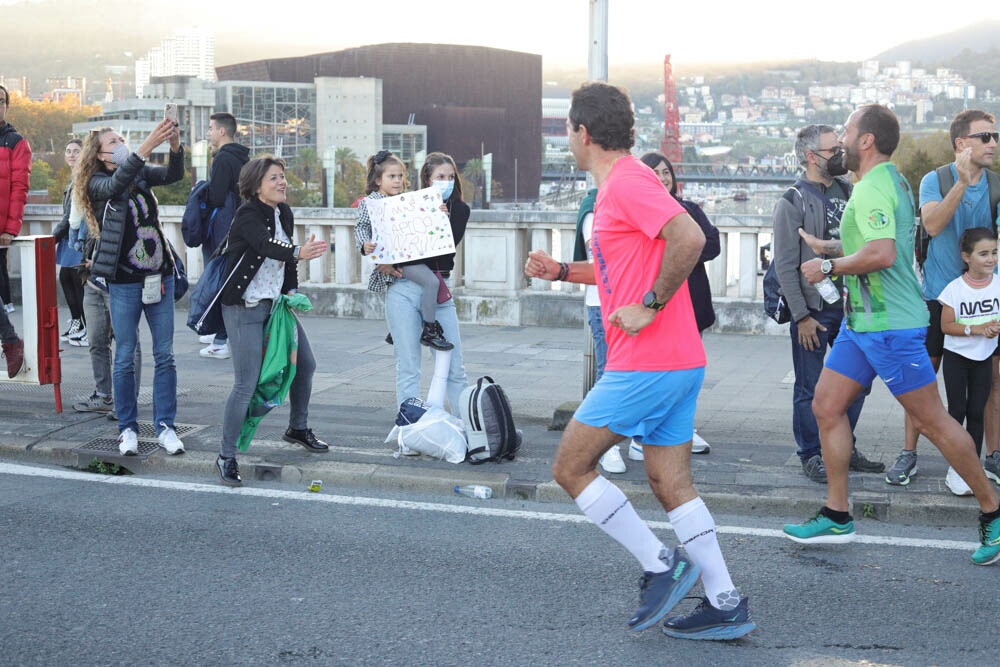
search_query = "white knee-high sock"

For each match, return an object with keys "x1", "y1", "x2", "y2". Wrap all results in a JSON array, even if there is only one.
[
  {"x1": 575, "y1": 476, "x2": 668, "y2": 573},
  {"x1": 668, "y1": 497, "x2": 740, "y2": 610}
]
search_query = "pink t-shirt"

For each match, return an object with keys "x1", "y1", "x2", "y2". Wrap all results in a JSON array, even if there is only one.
[{"x1": 592, "y1": 156, "x2": 706, "y2": 372}]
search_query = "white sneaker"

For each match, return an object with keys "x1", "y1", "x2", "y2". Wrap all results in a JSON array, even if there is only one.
[
  {"x1": 599, "y1": 445, "x2": 626, "y2": 473},
  {"x1": 157, "y1": 423, "x2": 185, "y2": 455},
  {"x1": 4, "y1": 303, "x2": 14, "y2": 314},
  {"x1": 945, "y1": 466, "x2": 973, "y2": 496},
  {"x1": 68, "y1": 335, "x2": 89, "y2": 347},
  {"x1": 691, "y1": 430, "x2": 711, "y2": 455},
  {"x1": 118, "y1": 428, "x2": 138, "y2": 456},
  {"x1": 198, "y1": 334, "x2": 215, "y2": 344},
  {"x1": 627, "y1": 440, "x2": 644, "y2": 461},
  {"x1": 200, "y1": 343, "x2": 230, "y2": 359}
]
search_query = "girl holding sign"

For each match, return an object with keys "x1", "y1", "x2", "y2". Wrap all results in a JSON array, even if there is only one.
[
  {"x1": 355, "y1": 150, "x2": 469, "y2": 413},
  {"x1": 355, "y1": 150, "x2": 453, "y2": 350}
]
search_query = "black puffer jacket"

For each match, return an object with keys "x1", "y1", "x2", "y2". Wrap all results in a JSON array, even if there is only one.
[
  {"x1": 87, "y1": 148, "x2": 184, "y2": 280},
  {"x1": 219, "y1": 198, "x2": 299, "y2": 306}
]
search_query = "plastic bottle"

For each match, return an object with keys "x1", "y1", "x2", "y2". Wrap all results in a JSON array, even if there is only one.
[
  {"x1": 454, "y1": 484, "x2": 492, "y2": 499},
  {"x1": 815, "y1": 277, "x2": 841, "y2": 304}
]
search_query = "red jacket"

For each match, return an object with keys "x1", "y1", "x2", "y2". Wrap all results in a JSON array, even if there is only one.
[{"x1": 0, "y1": 122, "x2": 32, "y2": 237}]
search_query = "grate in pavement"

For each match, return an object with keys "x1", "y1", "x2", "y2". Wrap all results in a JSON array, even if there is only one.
[
  {"x1": 75, "y1": 437, "x2": 161, "y2": 456},
  {"x1": 134, "y1": 421, "x2": 202, "y2": 438}
]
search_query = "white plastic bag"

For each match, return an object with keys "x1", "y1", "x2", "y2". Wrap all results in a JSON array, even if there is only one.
[{"x1": 385, "y1": 406, "x2": 467, "y2": 464}]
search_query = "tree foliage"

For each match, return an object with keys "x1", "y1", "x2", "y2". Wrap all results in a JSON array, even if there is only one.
[
  {"x1": 893, "y1": 131, "x2": 954, "y2": 195},
  {"x1": 29, "y1": 159, "x2": 52, "y2": 191},
  {"x1": 5, "y1": 93, "x2": 100, "y2": 156}
]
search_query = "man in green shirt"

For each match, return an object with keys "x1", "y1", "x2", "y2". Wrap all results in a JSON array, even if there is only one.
[{"x1": 782, "y1": 104, "x2": 1000, "y2": 566}]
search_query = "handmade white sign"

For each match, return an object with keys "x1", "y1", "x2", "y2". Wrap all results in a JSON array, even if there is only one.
[{"x1": 367, "y1": 187, "x2": 456, "y2": 264}]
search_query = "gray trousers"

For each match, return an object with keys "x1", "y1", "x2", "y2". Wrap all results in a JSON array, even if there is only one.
[
  {"x1": 400, "y1": 264, "x2": 439, "y2": 323},
  {"x1": 220, "y1": 301, "x2": 316, "y2": 458},
  {"x1": 83, "y1": 283, "x2": 141, "y2": 398}
]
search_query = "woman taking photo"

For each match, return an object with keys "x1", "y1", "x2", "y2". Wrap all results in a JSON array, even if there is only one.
[
  {"x1": 76, "y1": 118, "x2": 185, "y2": 457},
  {"x1": 355, "y1": 151, "x2": 469, "y2": 414},
  {"x1": 215, "y1": 155, "x2": 329, "y2": 487}
]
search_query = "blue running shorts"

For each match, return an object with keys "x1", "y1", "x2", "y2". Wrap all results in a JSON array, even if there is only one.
[
  {"x1": 825, "y1": 322, "x2": 937, "y2": 396},
  {"x1": 574, "y1": 368, "x2": 705, "y2": 446}
]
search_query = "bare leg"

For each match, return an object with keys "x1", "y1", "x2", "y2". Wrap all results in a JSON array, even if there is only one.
[
  {"x1": 984, "y1": 356, "x2": 1000, "y2": 456},
  {"x1": 901, "y1": 355, "x2": 941, "y2": 452},
  {"x1": 813, "y1": 368, "x2": 867, "y2": 513},
  {"x1": 898, "y1": 382, "x2": 1000, "y2": 513}
]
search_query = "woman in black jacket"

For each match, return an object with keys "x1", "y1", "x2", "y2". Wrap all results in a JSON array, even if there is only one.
[
  {"x1": 76, "y1": 118, "x2": 184, "y2": 457},
  {"x1": 215, "y1": 155, "x2": 328, "y2": 487}
]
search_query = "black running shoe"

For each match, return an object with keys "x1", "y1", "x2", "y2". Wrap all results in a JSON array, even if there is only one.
[{"x1": 663, "y1": 596, "x2": 756, "y2": 640}]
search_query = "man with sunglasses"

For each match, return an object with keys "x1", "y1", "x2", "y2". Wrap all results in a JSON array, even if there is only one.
[
  {"x1": 772, "y1": 124, "x2": 881, "y2": 483},
  {"x1": 783, "y1": 104, "x2": 1000, "y2": 566},
  {"x1": 885, "y1": 110, "x2": 1000, "y2": 491}
]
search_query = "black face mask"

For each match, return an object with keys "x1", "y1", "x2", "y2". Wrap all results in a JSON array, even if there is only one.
[{"x1": 825, "y1": 149, "x2": 848, "y2": 177}]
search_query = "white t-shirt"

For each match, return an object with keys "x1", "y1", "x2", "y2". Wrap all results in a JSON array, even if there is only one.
[
  {"x1": 581, "y1": 211, "x2": 600, "y2": 307},
  {"x1": 937, "y1": 274, "x2": 1000, "y2": 360}
]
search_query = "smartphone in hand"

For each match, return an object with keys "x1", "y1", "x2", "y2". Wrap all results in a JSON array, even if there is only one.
[{"x1": 164, "y1": 103, "x2": 178, "y2": 125}]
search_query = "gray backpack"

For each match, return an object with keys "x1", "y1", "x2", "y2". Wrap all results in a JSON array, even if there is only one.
[{"x1": 460, "y1": 376, "x2": 522, "y2": 464}]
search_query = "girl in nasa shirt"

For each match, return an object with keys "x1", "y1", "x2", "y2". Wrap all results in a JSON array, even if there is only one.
[{"x1": 937, "y1": 227, "x2": 1000, "y2": 495}]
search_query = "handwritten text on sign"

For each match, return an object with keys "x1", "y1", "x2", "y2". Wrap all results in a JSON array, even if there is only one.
[{"x1": 368, "y1": 187, "x2": 455, "y2": 264}]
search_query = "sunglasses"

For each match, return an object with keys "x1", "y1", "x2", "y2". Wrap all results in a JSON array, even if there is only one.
[{"x1": 966, "y1": 131, "x2": 999, "y2": 144}]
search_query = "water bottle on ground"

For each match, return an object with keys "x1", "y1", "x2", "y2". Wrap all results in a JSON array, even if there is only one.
[
  {"x1": 454, "y1": 484, "x2": 492, "y2": 499},
  {"x1": 815, "y1": 277, "x2": 840, "y2": 304}
]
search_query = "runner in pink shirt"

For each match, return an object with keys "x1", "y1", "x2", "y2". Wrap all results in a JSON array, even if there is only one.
[{"x1": 525, "y1": 81, "x2": 754, "y2": 641}]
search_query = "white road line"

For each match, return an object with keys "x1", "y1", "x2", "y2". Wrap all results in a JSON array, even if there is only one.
[{"x1": 0, "y1": 462, "x2": 980, "y2": 551}]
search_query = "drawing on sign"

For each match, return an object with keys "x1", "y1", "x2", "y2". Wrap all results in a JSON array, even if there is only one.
[{"x1": 367, "y1": 187, "x2": 456, "y2": 264}]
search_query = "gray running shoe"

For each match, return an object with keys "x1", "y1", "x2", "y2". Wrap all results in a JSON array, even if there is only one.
[
  {"x1": 801, "y1": 454, "x2": 827, "y2": 484},
  {"x1": 985, "y1": 452, "x2": 1000, "y2": 484},
  {"x1": 73, "y1": 391, "x2": 114, "y2": 413},
  {"x1": 885, "y1": 450, "x2": 918, "y2": 486}
]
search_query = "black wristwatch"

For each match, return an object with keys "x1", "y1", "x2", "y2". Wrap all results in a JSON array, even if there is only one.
[{"x1": 642, "y1": 290, "x2": 665, "y2": 311}]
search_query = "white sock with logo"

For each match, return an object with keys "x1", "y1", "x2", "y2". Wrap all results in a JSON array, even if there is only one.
[
  {"x1": 668, "y1": 497, "x2": 739, "y2": 610},
  {"x1": 575, "y1": 475, "x2": 669, "y2": 573}
]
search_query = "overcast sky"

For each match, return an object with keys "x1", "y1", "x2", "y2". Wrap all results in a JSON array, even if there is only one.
[{"x1": 199, "y1": 0, "x2": 992, "y2": 67}]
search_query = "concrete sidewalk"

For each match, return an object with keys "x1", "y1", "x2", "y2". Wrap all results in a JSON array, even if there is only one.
[{"x1": 0, "y1": 307, "x2": 989, "y2": 527}]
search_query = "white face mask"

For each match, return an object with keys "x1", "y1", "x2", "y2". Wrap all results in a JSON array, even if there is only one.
[
  {"x1": 107, "y1": 143, "x2": 130, "y2": 166},
  {"x1": 433, "y1": 179, "x2": 454, "y2": 200}
]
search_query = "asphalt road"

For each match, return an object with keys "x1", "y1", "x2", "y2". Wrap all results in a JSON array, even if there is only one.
[{"x1": 0, "y1": 462, "x2": 993, "y2": 667}]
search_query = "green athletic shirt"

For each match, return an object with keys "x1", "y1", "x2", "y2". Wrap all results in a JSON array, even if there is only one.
[{"x1": 840, "y1": 161, "x2": 929, "y2": 332}]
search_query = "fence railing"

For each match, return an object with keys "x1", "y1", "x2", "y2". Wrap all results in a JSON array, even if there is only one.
[{"x1": 19, "y1": 205, "x2": 773, "y2": 327}]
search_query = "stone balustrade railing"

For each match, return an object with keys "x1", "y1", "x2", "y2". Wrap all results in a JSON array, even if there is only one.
[{"x1": 19, "y1": 205, "x2": 779, "y2": 333}]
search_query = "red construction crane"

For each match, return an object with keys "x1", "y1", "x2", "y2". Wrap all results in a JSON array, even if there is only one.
[{"x1": 660, "y1": 54, "x2": 683, "y2": 193}]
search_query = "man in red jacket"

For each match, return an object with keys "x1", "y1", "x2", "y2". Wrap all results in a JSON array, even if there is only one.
[{"x1": 0, "y1": 84, "x2": 31, "y2": 377}]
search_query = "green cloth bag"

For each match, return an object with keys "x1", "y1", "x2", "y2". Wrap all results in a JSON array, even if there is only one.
[{"x1": 236, "y1": 293, "x2": 313, "y2": 451}]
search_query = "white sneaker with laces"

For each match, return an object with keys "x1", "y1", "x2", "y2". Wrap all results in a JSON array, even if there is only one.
[
  {"x1": 68, "y1": 335, "x2": 89, "y2": 347},
  {"x1": 157, "y1": 423, "x2": 185, "y2": 455},
  {"x1": 200, "y1": 343, "x2": 230, "y2": 359},
  {"x1": 198, "y1": 334, "x2": 215, "y2": 344},
  {"x1": 945, "y1": 466, "x2": 973, "y2": 496},
  {"x1": 627, "y1": 440, "x2": 644, "y2": 461},
  {"x1": 118, "y1": 428, "x2": 138, "y2": 456},
  {"x1": 691, "y1": 430, "x2": 711, "y2": 455},
  {"x1": 599, "y1": 445, "x2": 626, "y2": 473}
]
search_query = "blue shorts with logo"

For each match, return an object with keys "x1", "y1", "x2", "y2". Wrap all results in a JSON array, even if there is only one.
[
  {"x1": 825, "y1": 321, "x2": 937, "y2": 396},
  {"x1": 574, "y1": 368, "x2": 704, "y2": 446}
]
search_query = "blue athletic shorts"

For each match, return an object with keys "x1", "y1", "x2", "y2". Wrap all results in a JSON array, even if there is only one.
[
  {"x1": 825, "y1": 322, "x2": 937, "y2": 396},
  {"x1": 574, "y1": 368, "x2": 705, "y2": 446}
]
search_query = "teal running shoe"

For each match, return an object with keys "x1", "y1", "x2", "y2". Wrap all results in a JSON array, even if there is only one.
[
  {"x1": 972, "y1": 515, "x2": 1000, "y2": 566},
  {"x1": 783, "y1": 512, "x2": 855, "y2": 544},
  {"x1": 663, "y1": 596, "x2": 756, "y2": 641}
]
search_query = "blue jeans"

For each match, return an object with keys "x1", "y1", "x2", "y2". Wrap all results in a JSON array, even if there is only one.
[
  {"x1": 789, "y1": 307, "x2": 866, "y2": 462},
  {"x1": 385, "y1": 277, "x2": 467, "y2": 414},
  {"x1": 108, "y1": 275, "x2": 177, "y2": 435},
  {"x1": 586, "y1": 305, "x2": 607, "y2": 381}
]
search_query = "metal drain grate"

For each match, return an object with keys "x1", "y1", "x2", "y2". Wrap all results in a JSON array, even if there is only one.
[{"x1": 75, "y1": 437, "x2": 160, "y2": 456}]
